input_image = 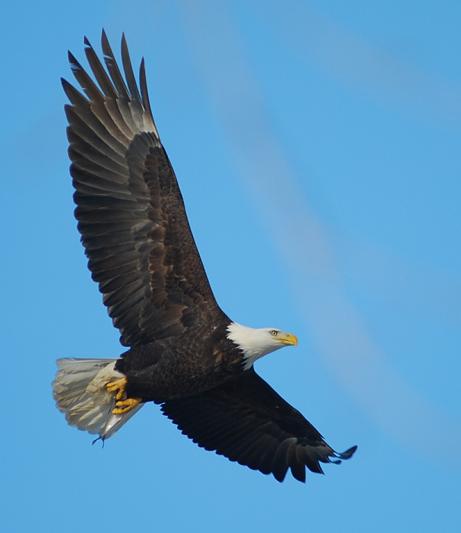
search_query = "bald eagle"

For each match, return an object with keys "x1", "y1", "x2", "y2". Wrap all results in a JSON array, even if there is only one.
[{"x1": 53, "y1": 32, "x2": 357, "y2": 483}]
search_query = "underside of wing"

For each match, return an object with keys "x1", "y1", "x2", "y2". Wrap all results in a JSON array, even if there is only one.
[
  {"x1": 63, "y1": 32, "x2": 224, "y2": 347},
  {"x1": 161, "y1": 368, "x2": 357, "y2": 483}
]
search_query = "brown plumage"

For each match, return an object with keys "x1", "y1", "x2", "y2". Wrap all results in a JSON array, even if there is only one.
[
  {"x1": 64, "y1": 33, "x2": 223, "y2": 348},
  {"x1": 54, "y1": 31, "x2": 357, "y2": 483}
]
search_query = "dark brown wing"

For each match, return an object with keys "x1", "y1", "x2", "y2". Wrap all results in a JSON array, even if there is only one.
[
  {"x1": 161, "y1": 368, "x2": 357, "y2": 483},
  {"x1": 63, "y1": 32, "x2": 225, "y2": 347}
]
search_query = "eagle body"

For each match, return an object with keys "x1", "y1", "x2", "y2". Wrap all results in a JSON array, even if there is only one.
[
  {"x1": 117, "y1": 320, "x2": 245, "y2": 402},
  {"x1": 53, "y1": 32, "x2": 357, "y2": 483}
]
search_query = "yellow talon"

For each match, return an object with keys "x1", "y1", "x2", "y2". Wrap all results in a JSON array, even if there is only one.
[
  {"x1": 112, "y1": 397, "x2": 141, "y2": 415},
  {"x1": 106, "y1": 377, "x2": 141, "y2": 414},
  {"x1": 105, "y1": 377, "x2": 127, "y2": 400}
]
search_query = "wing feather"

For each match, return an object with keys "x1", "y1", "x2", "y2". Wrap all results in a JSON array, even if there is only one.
[
  {"x1": 64, "y1": 32, "x2": 224, "y2": 347},
  {"x1": 83, "y1": 36, "x2": 118, "y2": 99},
  {"x1": 161, "y1": 369, "x2": 357, "y2": 483},
  {"x1": 121, "y1": 34, "x2": 142, "y2": 103}
]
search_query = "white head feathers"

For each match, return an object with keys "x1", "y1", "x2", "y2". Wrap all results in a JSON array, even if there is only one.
[{"x1": 226, "y1": 322, "x2": 298, "y2": 370}]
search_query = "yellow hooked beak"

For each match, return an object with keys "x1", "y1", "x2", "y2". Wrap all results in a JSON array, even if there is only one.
[{"x1": 278, "y1": 332, "x2": 298, "y2": 346}]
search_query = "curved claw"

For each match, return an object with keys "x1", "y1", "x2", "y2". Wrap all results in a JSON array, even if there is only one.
[
  {"x1": 112, "y1": 397, "x2": 141, "y2": 415},
  {"x1": 105, "y1": 377, "x2": 127, "y2": 400}
]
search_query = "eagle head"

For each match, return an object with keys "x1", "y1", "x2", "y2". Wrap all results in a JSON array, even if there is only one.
[{"x1": 226, "y1": 323, "x2": 298, "y2": 369}]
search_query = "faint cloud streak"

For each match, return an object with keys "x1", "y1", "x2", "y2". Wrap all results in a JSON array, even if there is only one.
[
  {"x1": 262, "y1": 2, "x2": 461, "y2": 122},
  {"x1": 179, "y1": 0, "x2": 461, "y2": 460}
]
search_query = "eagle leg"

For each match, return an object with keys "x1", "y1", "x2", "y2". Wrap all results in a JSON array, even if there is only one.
[
  {"x1": 112, "y1": 397, "x2": 142, "y2": 414},
  {"x1": 105, "y1": 377, "x2": 142, "y2": 414},
  {"x1": 106, "y1": 377, "x2": 128, "y2": 400}
]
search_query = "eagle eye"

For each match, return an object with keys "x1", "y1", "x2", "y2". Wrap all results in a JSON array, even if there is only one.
[{"x1": 270, "y1": 330, "x2": 278, "y2": 336}]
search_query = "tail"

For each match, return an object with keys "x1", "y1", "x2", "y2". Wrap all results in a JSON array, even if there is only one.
[{"x1": 53, "y1": 358, "x2": 143, "y2": 440}]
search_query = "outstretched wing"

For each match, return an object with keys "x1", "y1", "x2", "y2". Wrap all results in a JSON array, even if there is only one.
[
  {"x1": 161, "y1": 368, "x2": 357, "y2": 483},
  {"x1": 63, "y1": 32, "x2": 225, "y2": 347}
]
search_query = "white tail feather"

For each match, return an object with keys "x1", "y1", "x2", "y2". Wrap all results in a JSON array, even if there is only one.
[{"x1": 53, "y1": 358, "x2": 143, "y2": 439}]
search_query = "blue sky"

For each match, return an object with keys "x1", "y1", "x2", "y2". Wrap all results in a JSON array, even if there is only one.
[{"x1": 3, "y1": 1, "x2": 460, "y2": 532}]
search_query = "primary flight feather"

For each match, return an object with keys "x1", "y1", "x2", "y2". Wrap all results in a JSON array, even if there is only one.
[{"x1": 53, "y1": 31, "x2": 357, "y2": 483}]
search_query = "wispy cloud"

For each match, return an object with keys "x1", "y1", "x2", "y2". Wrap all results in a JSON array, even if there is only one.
[
  {"x1": 179, "y1": 0, "x2": 461, "y2": 460},
  {"x1": 262, "y1": 2, "x2": 461, "y2": 122}
]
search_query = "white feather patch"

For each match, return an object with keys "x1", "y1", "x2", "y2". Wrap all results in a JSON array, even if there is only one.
[
  {"x1": 53, "y1": 358, "x2": 143, "y2": 439},
  {"x1": 226, "y1": 323, "x2": 285, "y2": 370}
]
